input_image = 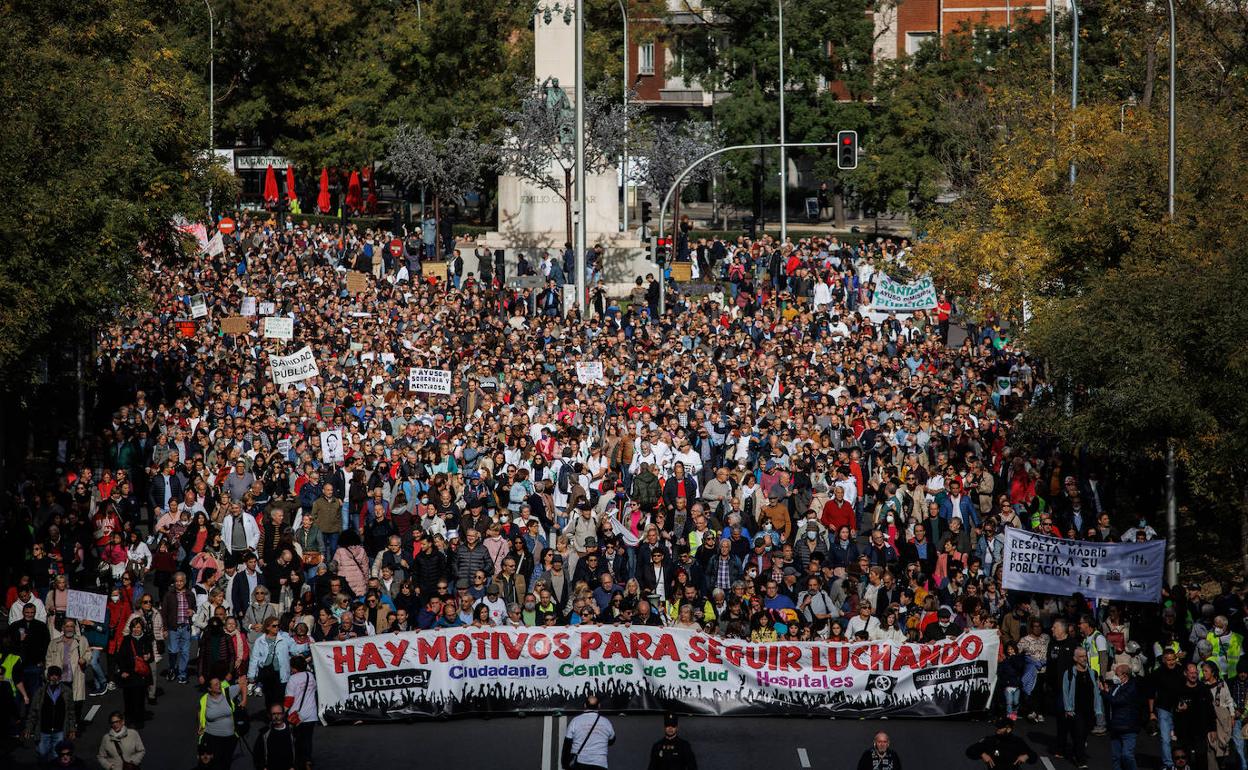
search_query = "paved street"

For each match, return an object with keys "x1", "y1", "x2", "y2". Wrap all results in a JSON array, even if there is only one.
[{"x1": 10, "y1": 679, "x2": 1165, "y2": 769}]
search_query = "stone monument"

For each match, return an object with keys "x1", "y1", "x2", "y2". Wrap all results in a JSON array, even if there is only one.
[{"x1": 489, "y1": 5, "x2": 622, "y2": 248}]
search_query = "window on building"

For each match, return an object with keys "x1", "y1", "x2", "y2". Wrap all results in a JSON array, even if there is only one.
[
  {"x1": 905, "y1": 32, "x2": 937, "y2": 56},
  {"x1": 639, "y1": 43, "x2": 655, "y2": 75}
]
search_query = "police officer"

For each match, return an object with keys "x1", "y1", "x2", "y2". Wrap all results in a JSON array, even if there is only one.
[{"x1": 647, "y1": 713, "x2": 697, "y2": 770}]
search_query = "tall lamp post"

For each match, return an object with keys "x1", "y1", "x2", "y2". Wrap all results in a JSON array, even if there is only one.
[
  {"x1": 205, "y1": 0, "x2": 214, "y2": 220},
  {"x1": 1163, "y1": 0, "x2": 1178, "y2": 584},
  {"x1": 574, "y1": 0, "x2": 587, "y2": 311},
  {"x1": 1068, "y1": 0, "x2": 1079, "y2": 186},
  {"x1": 617, "y1": 0, "x2": 629, "y2": 235},
  {"x1": 777, "y1": 0, "x2": 788, "y2": 243}
]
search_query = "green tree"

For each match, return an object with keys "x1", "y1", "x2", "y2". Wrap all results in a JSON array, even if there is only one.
[{"x1": 0, "y1": 0, "x2": 212, "y2": 379}]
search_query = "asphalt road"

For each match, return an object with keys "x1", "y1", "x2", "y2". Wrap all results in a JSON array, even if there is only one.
[{"x1": 10, "y1": 678, "x2": 1165, "y2": 770}]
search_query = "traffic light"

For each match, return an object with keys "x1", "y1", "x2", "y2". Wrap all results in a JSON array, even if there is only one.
[
  {"x1": 837, "y1": 130, "x2": 858, "y2": 170},
  {"x1": 654, "y1": 237, "x2": 671, "y2": 266},
  {"x1": 640, "y1": 200, "x2": 652, "y2": 239}
]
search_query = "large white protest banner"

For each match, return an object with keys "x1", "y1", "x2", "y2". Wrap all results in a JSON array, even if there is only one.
[
  {"x1": 311, "y1": 627, "x2": 998, "y2": 723},
  {"x1": 321, "y1": 429, "x2": 345, "y2": 464},
  {"x1": 576, "y1": 361, "x2": 605, "y2": 385},
  {"x1": 1001, "y1": 527, "x2": 1165, "y2": 602},
  {"x1": 263, "y1": 316, "x2": 294, "y2": 341},
  {"x1": 270, "y1": 346, "x2": 319, "y2": 385},
  {"x1": 66, "y1": 589, "x2": 107, "y2": 623},
  {"x1": 871, "y1": 275, "x2": 938, "y2": 312},
  {"x1": 408, "y1": 367, "x2": 451, "y2": 395}
]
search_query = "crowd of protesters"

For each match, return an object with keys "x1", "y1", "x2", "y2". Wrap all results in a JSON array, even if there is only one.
[{"x1": 0, "y1": 211, "x2": 1242, "y2": 770}]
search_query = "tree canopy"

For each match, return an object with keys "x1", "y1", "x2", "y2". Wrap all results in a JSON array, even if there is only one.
[{"x1": 0, "y1": 0, "x2": 213, "y2": 380}]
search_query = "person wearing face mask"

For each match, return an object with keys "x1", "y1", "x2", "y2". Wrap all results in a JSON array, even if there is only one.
[
  {"x1": 96, "y1": 710, "x2": 145, "y2": 770},
  {"x1": 1101, "y1": 663, "x2": 1142, "y2": 770},
  {"x1": 921, "y1": 606, "x2": 963, "y2": 642},
  {"x1": 23, "y1": 666, "x2": 76, "y2": 764},
  {"x1": 794, "y1": 513, "x2": 827, "y2": 571}
]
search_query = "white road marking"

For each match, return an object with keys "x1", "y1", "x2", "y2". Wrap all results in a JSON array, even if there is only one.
[
  {"x1": 540, "y1": 715, "x2": 552, "y2": 770},
  {"x1": 797, "y1": 747, "x2": 811, "y2": 768},
  {"x1": 1041, "y1": 757, "x2": 1057, "y2": 770},
  {"x1": 82, "y1": 704, "x2": 100, "y2": 724}
]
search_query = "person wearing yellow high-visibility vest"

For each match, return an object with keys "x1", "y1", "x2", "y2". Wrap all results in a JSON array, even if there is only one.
[
  {"x1": 197, "y1": 675, "x2": 247, "y2": 769},
  {"x1": 1207, "y1": 615, "x2": 1244, "y2": 680},
  {"x1": 1078, "y1": 614, "x2": 1112, "y2": 736},
  {"x1": 0, "y1": 643, "x2": 28, "y2": 745}
]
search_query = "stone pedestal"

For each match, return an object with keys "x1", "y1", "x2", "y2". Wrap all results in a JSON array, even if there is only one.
[{"x1": 490, "y1": 6, "x2": 619, "y2": 248}]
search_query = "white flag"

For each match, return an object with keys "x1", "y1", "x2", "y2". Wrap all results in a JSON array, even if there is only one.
[
  {"x1": 205, "y1": 232, "x2": 225, "y2": 256},
  {"x1": 768, "y1": 374, "x2": 781, "y2": 403}
]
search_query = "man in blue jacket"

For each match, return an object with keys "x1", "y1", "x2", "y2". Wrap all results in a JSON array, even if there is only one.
[
  {"x1": 1103, "y1": 663, "x2": 1143, "y2": 770},
  {"x1": 938, "y1": 478, "x2": 980, "y2": 529}
]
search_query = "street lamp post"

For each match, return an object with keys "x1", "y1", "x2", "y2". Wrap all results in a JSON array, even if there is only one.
[
  {"x1": 777, "y1": 0, "x2": 788, "y2": 244},
  {"x1": 205, "y1": 0, "x2": 214, "y2": 221},
  {"x1": 1069, "y1": 0, "x2": 1079, "y2": 186},
  {"x1": 574, "y1": 0, "x2": 587, "y2": 311},
  {"x1": 617, "y1": 0, "x2": 629, "y2": 236},
  {"x1": 1163, "y1": 0, "x2": 1178, "y2": 584},
  {"x1": 655, "y1": 141, "x2": 837, "y2": 313}
]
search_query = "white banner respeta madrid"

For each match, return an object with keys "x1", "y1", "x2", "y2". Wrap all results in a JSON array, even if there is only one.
[{"x1": 1002, "y1": 527, "x2": 1165, "y2": 602}]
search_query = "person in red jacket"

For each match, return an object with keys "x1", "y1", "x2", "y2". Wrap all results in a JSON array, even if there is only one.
[{"x1": 821, "y1": 485, "x2": 855, "y2": 533}]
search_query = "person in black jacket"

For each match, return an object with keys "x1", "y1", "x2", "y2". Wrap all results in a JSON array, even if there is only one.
[
  {"x1": 647, "y1": 713, "x2": 696, "y2": 770},
  {"x1": 965, "y1": 718, "x2": 1036, "y2": 767},
  {"x1": 1102, "y1": 664, "x2": 1143, "y2": 770},
  {"x1": 116, "y1": 619, "x2": 153, "y2": 729},
  {"x1": 856, "y1": 731, "x2": 903, "y2": 770},
  {"x1": 252, "y1": 704, "x2": 297, "y2": 770}
]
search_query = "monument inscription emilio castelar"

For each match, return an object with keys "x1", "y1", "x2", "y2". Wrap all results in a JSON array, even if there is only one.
[{"x1": 520, "y1": 194, "x2": 598, "y2": 205}]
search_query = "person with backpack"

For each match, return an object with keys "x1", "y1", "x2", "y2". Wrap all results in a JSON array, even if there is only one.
[{"x1": 197, "y1": 676, "x2": 246, "y2": 770}]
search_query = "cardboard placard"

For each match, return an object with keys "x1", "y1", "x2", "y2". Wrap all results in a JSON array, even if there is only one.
[
  {"x1": 220, "y1": 316, "x2": 250, "y2": 335},
  {"x1": 346, "y1": 271, "x2": 369, "y2": 294}
]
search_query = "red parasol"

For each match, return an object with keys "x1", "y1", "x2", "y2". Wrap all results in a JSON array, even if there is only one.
[
  {"x1": 285, "y1": 165, "x2": 297, "y2": 202},
  {"x1": 317, "y1": 167, "x2": 331, "y2": 214},
  {"x1": 365, "y1": 168, "x2": 377, "y2": 214},
  {"x1": 346, "y1": 170, "x2": 363, "y2": 213},
  {"x1": 263, "y1": 164, "x2": 279, "y2": 206}
]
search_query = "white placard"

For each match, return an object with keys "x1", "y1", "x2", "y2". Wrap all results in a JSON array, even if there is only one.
[
  {"x1": 270, "y1": 346, "x2": 320, "y2": 385},
  {"x1": 576, "y1": 361, "x2": 605, "y2": 385},
  {"x1": 66, "y1": 590, "x2": 107, "y2": 623},
  {"x1": 241, "y1": 297, "x2": 257, "y2": 316},
  {"x1": 408, "y1": 367, "x2": 452, "y2": 395},
  {"x1": 189, "y1": 294, "x2": 208, "y2": 319},
  {"x1": 263, "y1": 316, "x2": 294, "y2": 341},
  {"x1": 259, "y1": 302, "x2": 277, "y2": 316},
  {"x1": 321, "y1": 429, "x2": 345, "y2": 464},
  {"x1": 277, "y1": 438, "x2": 292, "y2": 457},
  {"x1": 205, "y1": 232, "x2": 225, "y2": 257}
]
